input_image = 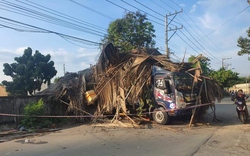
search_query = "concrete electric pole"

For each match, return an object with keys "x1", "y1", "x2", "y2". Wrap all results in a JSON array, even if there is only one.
[{"x1": 165, "y1": 9, "x2": 183, "y2": 58}]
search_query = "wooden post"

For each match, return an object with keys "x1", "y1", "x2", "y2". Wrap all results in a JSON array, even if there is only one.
[{"x1": 189, "y1": 81, "x2": 203, "y2": 129}]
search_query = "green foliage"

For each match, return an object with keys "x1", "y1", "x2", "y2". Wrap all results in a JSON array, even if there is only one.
[
  {"x1": 209, "y1": 68, "x2": 240, "y2": 88},
  {"x1": 53, "y1": 77, "x2": 61, "y2": 83},
  {"x1": 21, "y1": 99, "x2": 51, "y2": 129},
  {"x1": 188, "y1": 55, "x2": 212, "y2": 76},
  {"x1": 237, "y1": 76, "x2": 250, "y2": 84},
  {"x1": 237, "y1": 27, "x2": 250, "y2": 60},
  {"x1": 2, "y1": 47, "x2": 57, "y2": 96},
  {"x1": 102, "y1": 11, "x2": 156, "y2": 52}
]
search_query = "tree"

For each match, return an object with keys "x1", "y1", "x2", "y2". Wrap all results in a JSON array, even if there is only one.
[
  {"x1": 188, "y1": 55, "x2": 212, "y2": 76},
  {"x1": 102, "y1": 11, "x2": 156, "y2": 52},
  {"x1": 53, "y1": 76, "x2": 62, "y2": 83},
  {"x1": 237, "y1": 27, "x2": 250, "y2": 60},
  {"x1": 209, "y1": 68, "x2": 239, "y2": 88},
  {"x1": 2, "y1": 47, "x2": 57, "y2": 96}
]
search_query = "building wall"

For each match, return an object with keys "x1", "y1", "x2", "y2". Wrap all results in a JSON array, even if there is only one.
[
  {"x1": 229, "y1": 83, "x2": 250, "y2": 94},
  {"x1": 0, "y1": 86, "x2": 8, "y2": 96},
  {"x1": 0, "y1": 95, "x2": 58, "y2": 124}
]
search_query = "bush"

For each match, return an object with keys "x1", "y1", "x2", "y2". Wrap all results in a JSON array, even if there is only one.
[{"x1": 21, "y1": 99, "x2": 51, "y2": 129}]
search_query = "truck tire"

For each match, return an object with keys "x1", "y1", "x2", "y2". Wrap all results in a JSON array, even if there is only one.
[{"x1": 152, "y1": 107, "x2": 170, "y2": 125}]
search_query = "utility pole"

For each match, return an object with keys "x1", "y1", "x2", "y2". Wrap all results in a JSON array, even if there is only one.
[
  {"x1": 221, "y1": 57, "x2": 231, "y2": 69},
  {"x1": 63, "y1": 64, "x2": 65, "y2": 75},
  {"x1": 165, "y1": 9, "x2": 183, "y2": 58}
]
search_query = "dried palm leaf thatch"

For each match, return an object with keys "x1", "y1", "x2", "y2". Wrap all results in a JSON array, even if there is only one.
[
  {"x1": 38, "y1": 43, "x2": 223, "y2": 122},
  {"x1": 93, "y1": 43, "x2": 192, "y2": 115},
  {"x1": 93, "y1": 43, "x2": 224, "y2": 118},
  {"x1": 195, "y1": 76, "x2": 224, "y2": 119},
  {"x1": 38, "y1": 71, "x2": 88, "y2": 115}
]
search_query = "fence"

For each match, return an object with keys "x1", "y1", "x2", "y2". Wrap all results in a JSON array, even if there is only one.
[{"x1": 0, "y1": 95, "x2": 53, "y2": 125}]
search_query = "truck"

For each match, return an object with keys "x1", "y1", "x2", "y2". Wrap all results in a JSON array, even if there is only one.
[{"x1": 150, "y1": 66, "x2": 199, "y2": 125}]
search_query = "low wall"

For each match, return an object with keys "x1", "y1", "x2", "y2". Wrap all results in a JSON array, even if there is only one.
[{"x1": 0, "y1": 95, "x2": 53, "y2": 125}]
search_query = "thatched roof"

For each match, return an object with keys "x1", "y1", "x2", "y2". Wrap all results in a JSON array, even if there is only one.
[
  {"x1": 38, "y1": 71, "x2": 88, "y2": 115},
  {"x1": 93, "y1": 43, "x2": 223, "y2": 115},
  {"x1": 39, "y1": 43, "x2": 223, "y2": 118}
]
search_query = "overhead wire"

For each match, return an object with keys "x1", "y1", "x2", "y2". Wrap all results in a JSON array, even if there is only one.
[
  {"x1": 0, "y1": 0, "x2": 106, "y2": 37},
  {"x1": 24, "y1": 0, "x2": 107, "y2": 32},
  {"x1": 149, "y1": 0, "x2": 222, "y2": 65},
  {"x1": 178, "y1": 14, "x2": 227, "y2": 58},
  {"x1": 0, "y1": 18, "x2": 45, "y2": 32},
  {"x1": 182, "y1": 27, "x2": 221, "y2": 63},
  {"x1": 204, "y1": 5, "x2": 250, "y2": 38},
  {"x1": 163, "y1": 1, "x2": 228, "y2": 59},
  {"x1": 106, "y1": 0, "x2": 165, "y2": 27},
  {"x1": 121, "y1": 0, "x2": 182, "y2": 26},
  {"x1": 113, "y1": 0, "x2": 227, "y2": 67},
  {"x1": 131, "y1": 0, "x2": 211, "y2": 62},
  {"x1": 178, "y1": 30, "x2": 221, "y2": 65},
  {"x1": 0, "y1": 16, "x2": 102, "y2": 46},
  {"x1": 69, "y1": 0, "x2": 114, "y2": 20},
  {"x1": 134, "y1": 0, "x2": 207, "y2": 58},
  {"x1": 170, "y1": 0, "x2": 249, "y2": 57},
  {"x1": 134, "y1": 0, "x2": 164, "y2": 18},
  {"x1": 160, "y1": 0, "x2": 176, "y2": 11}
]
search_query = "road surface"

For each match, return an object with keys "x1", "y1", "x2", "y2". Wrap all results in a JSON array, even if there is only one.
[{"x1": 0, "y1": 98, "x2": 250, "y2": 156}]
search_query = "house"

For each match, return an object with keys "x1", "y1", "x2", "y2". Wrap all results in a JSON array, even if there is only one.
[
  {"x1": 0, "y1": 85, "x2": 8, "y2": 96},
  {"x1": 229, "y1": 83, "x2": 250, "y2": 94}
]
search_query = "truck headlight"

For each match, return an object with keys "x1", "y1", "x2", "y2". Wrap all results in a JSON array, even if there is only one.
[{"x1": 176, "y1": 91, "x2": 186, "y2": 109}]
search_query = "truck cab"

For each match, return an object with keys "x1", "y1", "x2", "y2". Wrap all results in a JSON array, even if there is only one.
[{"x1": 151, "y1": 66, "x2": 199, "y2": 124}]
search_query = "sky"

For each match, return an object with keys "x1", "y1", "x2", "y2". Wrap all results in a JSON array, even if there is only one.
[{"x1": 0, "y1": 0, "x2": 249, "y2": 83}]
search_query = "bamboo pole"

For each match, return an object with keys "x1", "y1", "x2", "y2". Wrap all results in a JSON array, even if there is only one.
[
  {"x1": 59, "y1": 99, "x2": 94, "y2": 117},
  {"x1": 188, "y1": 81, "x2": 204, "y2": 129}
]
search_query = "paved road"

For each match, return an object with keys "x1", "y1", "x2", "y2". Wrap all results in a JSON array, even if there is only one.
[{"x1": 0, "y1": 98, "x2": 250, "y2": 156}]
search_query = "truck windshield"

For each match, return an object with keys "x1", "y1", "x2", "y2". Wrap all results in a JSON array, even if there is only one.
[{"x1": 173, "y1": 73, "x2": 194, "y2": 91}]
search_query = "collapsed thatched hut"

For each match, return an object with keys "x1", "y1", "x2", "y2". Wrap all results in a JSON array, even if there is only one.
[{"x1": 39, "y1": 43, "x2": 223, "y2": 122}]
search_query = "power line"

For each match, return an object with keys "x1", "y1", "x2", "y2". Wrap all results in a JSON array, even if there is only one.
[
  {"x1": 170, "y1": 0, "x2": 248, "y2": 57},
  {"x1": 25, "y1": 0, "x2": 107, "y2": 31},
  {"x1": 0, "y1": 16, "x2": 101, "y2": 46},
  {"x1": 121, "y1": 0, "x2": 182, "y2": 26},
  {"x1": 160, "y1": 0, "x2": 176, "y2": 11},
  {"x1": 179, "y1": 14, "x2": 227, "y2": 58},
  {"x1": 154, "y1": 0, "x2": 227, "y2": 62},
  {"x1": 137, "y1": 0, "x2": 224, "y2": 66},
  {"x1": 204, "y1": 5, "x2": 250, "y2": 38},
  {"x1": 69, "y1": 0, "x2": 114, "y2": 20},
  {"x1": 106, "y1": 0, "x2": 165, "y2": 27},
  {"x1": 175, "y1": 32, "x2": 221, "y2": 66},
  {"x1": 182, "y1": 27, "x2": 221, "y2": 63},
  {"x1": 150, "y1": 0, "x2": 171, "y2": 14},
  {"x1": 176, "y1": 31, "x2": 218, "y2": 64},
  {"x1": 121, "y1": 0, "x2": 163, "y2": 22},
  {"x1": 176, "y1": 32, "x2": 200, "y2": 55},
  {"x1": 0, "y1": 0, "x2": 106, "y2": 37},
  {"x1": 134, "y1": 0, "x2": 164, "y2": 18}
]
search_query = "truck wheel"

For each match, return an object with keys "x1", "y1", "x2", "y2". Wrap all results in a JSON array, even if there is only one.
[{"x1": 152, "y1": 107, "x2": 170, "y2": 125}]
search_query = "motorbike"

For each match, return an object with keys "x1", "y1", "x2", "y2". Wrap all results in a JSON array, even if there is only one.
[{"x1": 235, "y1": 100, "x2": 249, "y2": 124}]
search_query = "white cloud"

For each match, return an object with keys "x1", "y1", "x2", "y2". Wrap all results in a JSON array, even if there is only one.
[
  {"x1": 76, "y1": 47, "x2": 99, "y2": 57},
  {"x1": 190, "y1": 4, "x2": 197, "y2": 13},
  {"x1": 77, "y1": 47, "x2": 86, "y2": 53},
  {"x1": 179, "y1": 3, "x2": 185, "y2": 8},
  {"x1": 15, "y1": 47, "x2": 28, "y2": 55},
  {"x1": 198, "y1": 12, "x2": 220, "y2": 30}
]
